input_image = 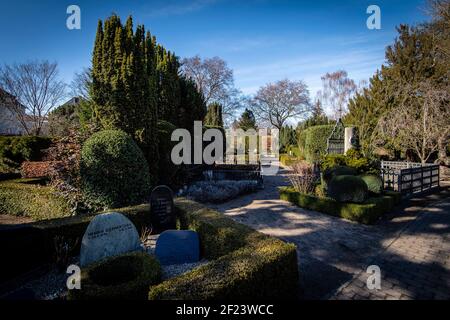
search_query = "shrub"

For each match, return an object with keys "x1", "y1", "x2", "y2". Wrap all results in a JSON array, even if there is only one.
[
  {"x1": 360, "y1": 174, "x2": 383, "y2": 194},
  {"x1": 44, "y1": 130, "x2": 85, "y2": 215},
  {"x1": 280, "y1": 154, "x2": 302, "y2": 166},
  {"x1": 287, "y1": 146, "x2": 303, "y2": 158},
  {"x1": 177, "y1": 205, "x2": 267, "y2": 259},
  {"x1": 0, "y1": 136, "x2": 52, "y2": 173},
  {"x1": 288, "y1": 162, "x2": 316, "y2": 194},
  {"x1": 327, "y1": 175, "x2": 368, "y2": 203},
  {"x1": 320, "y1": 154, "x2": 347, "y2": 171},
  {"x1": 80, "y1": 130, "x2": 151, "y2": 209},
  {"x1": 320, "y1": 149, "x2": 380, "y2": 175},
  {"x1": 279, "y1": 187, "x2": 399, "y2": 224},
  {"x1": 321, "y1": 165, "x2": 357, "y2": 191},
  {"x1": 68, "y1": 252, "x2": 161, "y2": 300},
  {"x1": 184, "y1": 180, "x2": 259, "y2": 204},
  {"x1": 303, "y1": 125, "x2": 334, "y2": 163},
  {"x1": 0, "y1": 179, "x2": 71, "y2": 220}
]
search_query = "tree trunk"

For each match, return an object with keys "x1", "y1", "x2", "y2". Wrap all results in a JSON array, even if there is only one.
[{"x1": 437, "y1": 135, "x2": 449, "y2": 165}]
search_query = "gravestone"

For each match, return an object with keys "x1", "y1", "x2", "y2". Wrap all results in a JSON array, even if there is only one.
[
  {"x1": 344, "y1": 127, "x2": 360, "y2": 154},
  {"x1": 150, "y1": 185, "x2": 176, "y2": 232},
  {"x1": 80, "y1": 212, "x2": 141, "y2": 267},
  {"x1": 155, "y1": 230, "x2": 200, "y2": 265}
]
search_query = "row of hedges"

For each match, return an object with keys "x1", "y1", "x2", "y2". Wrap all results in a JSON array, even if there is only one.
[
  {"x1": 0, "y1": 136, "x2": 52, "y2": 173},
  {"x1": 0, "y1": 178, "x2": 71, "y2": 221},
  {"x1": 1, "y1": 197, "x2": 299, "y2": 300},
  {"x1": 0, "y1": 203, "x2": 152, "y2": 284},
  {"x1": 279, "y1": 187, "x2": 401, "y2": 224},
  {"x1": 149, "y1": 198, "x2": 299, "y2": 299}
]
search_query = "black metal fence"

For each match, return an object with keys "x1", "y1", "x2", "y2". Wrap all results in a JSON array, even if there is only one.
[{"x1": 381, "y1": 161, "x2": 440, "y2": 195}]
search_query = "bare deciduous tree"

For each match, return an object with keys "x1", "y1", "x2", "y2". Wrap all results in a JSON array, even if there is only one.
[
  {"x1": 376, "y1": 81, "x2": 450, "y2": 163},
  {"x1": 70, "y1": 68, "x2": 92, "y2": 101},
  {"x1": 321, "y1": 70, "x2": 357, "y2": 120},
  {"x1": 250, "y1": 79, "x2": 311, "y2": 130},
  {"x1": 181, "y1": 55, "x2": 241, "y2": 121},
  {"x1": 0, "y1": 61, "x2": 66, "y2": 135}
]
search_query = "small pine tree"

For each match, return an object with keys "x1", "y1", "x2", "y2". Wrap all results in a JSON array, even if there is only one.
[{"x1": 236, "y1": 108, "x2": 257, "y2": 131}]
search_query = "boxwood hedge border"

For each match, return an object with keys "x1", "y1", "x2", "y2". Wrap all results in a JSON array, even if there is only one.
[
  {"x1": 1, "y1": 198, "x2": 299, "y2": 300},
  {"x1": 279, "y1": 187, "x2": 401, "y2": 224}
]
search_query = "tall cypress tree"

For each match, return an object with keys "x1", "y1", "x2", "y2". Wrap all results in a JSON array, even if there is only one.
[
  {"x1": 91, "y1": 15, "x2": 159, "y2": 182},
  {"x1": 91, "y1": 14, "x2": 209, "y2": 182},
  {"x1": 205, "y1": 102, "x2": 223, "y2": 127}
]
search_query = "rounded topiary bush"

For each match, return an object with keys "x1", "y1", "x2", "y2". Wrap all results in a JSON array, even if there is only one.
[
  {"x1": 327, "y1": 175, "x2": 368, "y2": 203},
  {"x1": 80, "y1": 130, "x2": 151, "y2": 209},
  {"x1": 68, "y1": 252, "x2": 161, "y2": 300},
  {"x1": 322, "y1": 165, "x2": 357, "y2": 191},
  {"x1": 360, "y1": 174, "x2": 383, "y2": 194}
]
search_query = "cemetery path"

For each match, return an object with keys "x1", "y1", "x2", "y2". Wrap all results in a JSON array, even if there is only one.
[{"x1": 210, "y1": 164, "x2": 450, "y2": 300}]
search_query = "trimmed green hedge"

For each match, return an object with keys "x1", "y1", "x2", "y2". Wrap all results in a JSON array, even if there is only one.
[
  {"x1": 68, "y1": 252, "x2": 161, "y2": 300},
  {"x1": 280, "y1": 187, "x2": 401, "y2": 224},
  {"x1": 0, "y1": 136, "x2": 52, "y2": 173},
  {"x1": 176, "y1": 199, "x2": 268, "y2": 259},
  {"x1": 303, "y1": 125, "x2": 334, "y2": 163},
  {"x1": 1, "y1": 197, "x2": 299, "y2": 300},
  {"x1": 0, "y1": 202, "x2": 152, "y2": 283},
  {"x1": 149, "y1": 237, "x2": 297, "y2": 300},
  {"x1": 360, "y1": 174, "x2": 383, "y2": 194},
  {"x1": 0, "y1": 178, "x2": 71, "y2": 220},
  {"x1": 149, "y1": 199, "x2": 299, "y2": 299}
]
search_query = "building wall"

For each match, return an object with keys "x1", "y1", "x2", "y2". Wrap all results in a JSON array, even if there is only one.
[{"x1": 0, "y1": 105, "x2": 27, "y2": 135}]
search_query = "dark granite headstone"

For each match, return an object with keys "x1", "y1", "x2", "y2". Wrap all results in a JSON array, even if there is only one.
[
  {"x1": 79, "y1": 212, "x2": 141, "y2": 267},
  {"x1": 150, "y1": 185, "x2": 176, "y2": 232},
  {"x1": 155, "y1": 230, "x2": 200, "y2": 265}
]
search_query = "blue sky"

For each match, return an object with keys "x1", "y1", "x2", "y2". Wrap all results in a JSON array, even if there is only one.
[{"x1": 0, "y1": 0, "x2": 429, "y2": 99}]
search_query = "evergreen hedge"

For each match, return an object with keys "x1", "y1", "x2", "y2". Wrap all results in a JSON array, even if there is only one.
[
  {"x1": 0, "y1": 197, "x2": 299, "y2": 300},
  {"x1": 68, "y1": 252, "x2": 161, "y2": 300},
  {"x1": 0, "y1": 136, "x2": 52, "y2": 173},
  {"x1": 280, "y1": 187, "x2": 400, "y2": 224},
  {"x1": 149, "y1": 199, "x2": 299, "y2": 300},
  {"x1": 303, "y1": 125, "x2": 334, "y2": 163},
  {"x1": 0, "y1": 178, "x2": 71, "y2": 221}
]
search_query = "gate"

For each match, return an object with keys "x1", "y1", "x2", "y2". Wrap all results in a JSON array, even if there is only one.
[
  {"x1": 381, "y1": 161, "x2": 440, "y2": 195},
  {"x1": 326, "y1": 119, "x2": 345, "y2": 154}
]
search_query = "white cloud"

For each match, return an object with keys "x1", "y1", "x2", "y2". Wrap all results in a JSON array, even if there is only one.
[{"x1": 235, "y1": 46, "x2": 386, "y2": 96}]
